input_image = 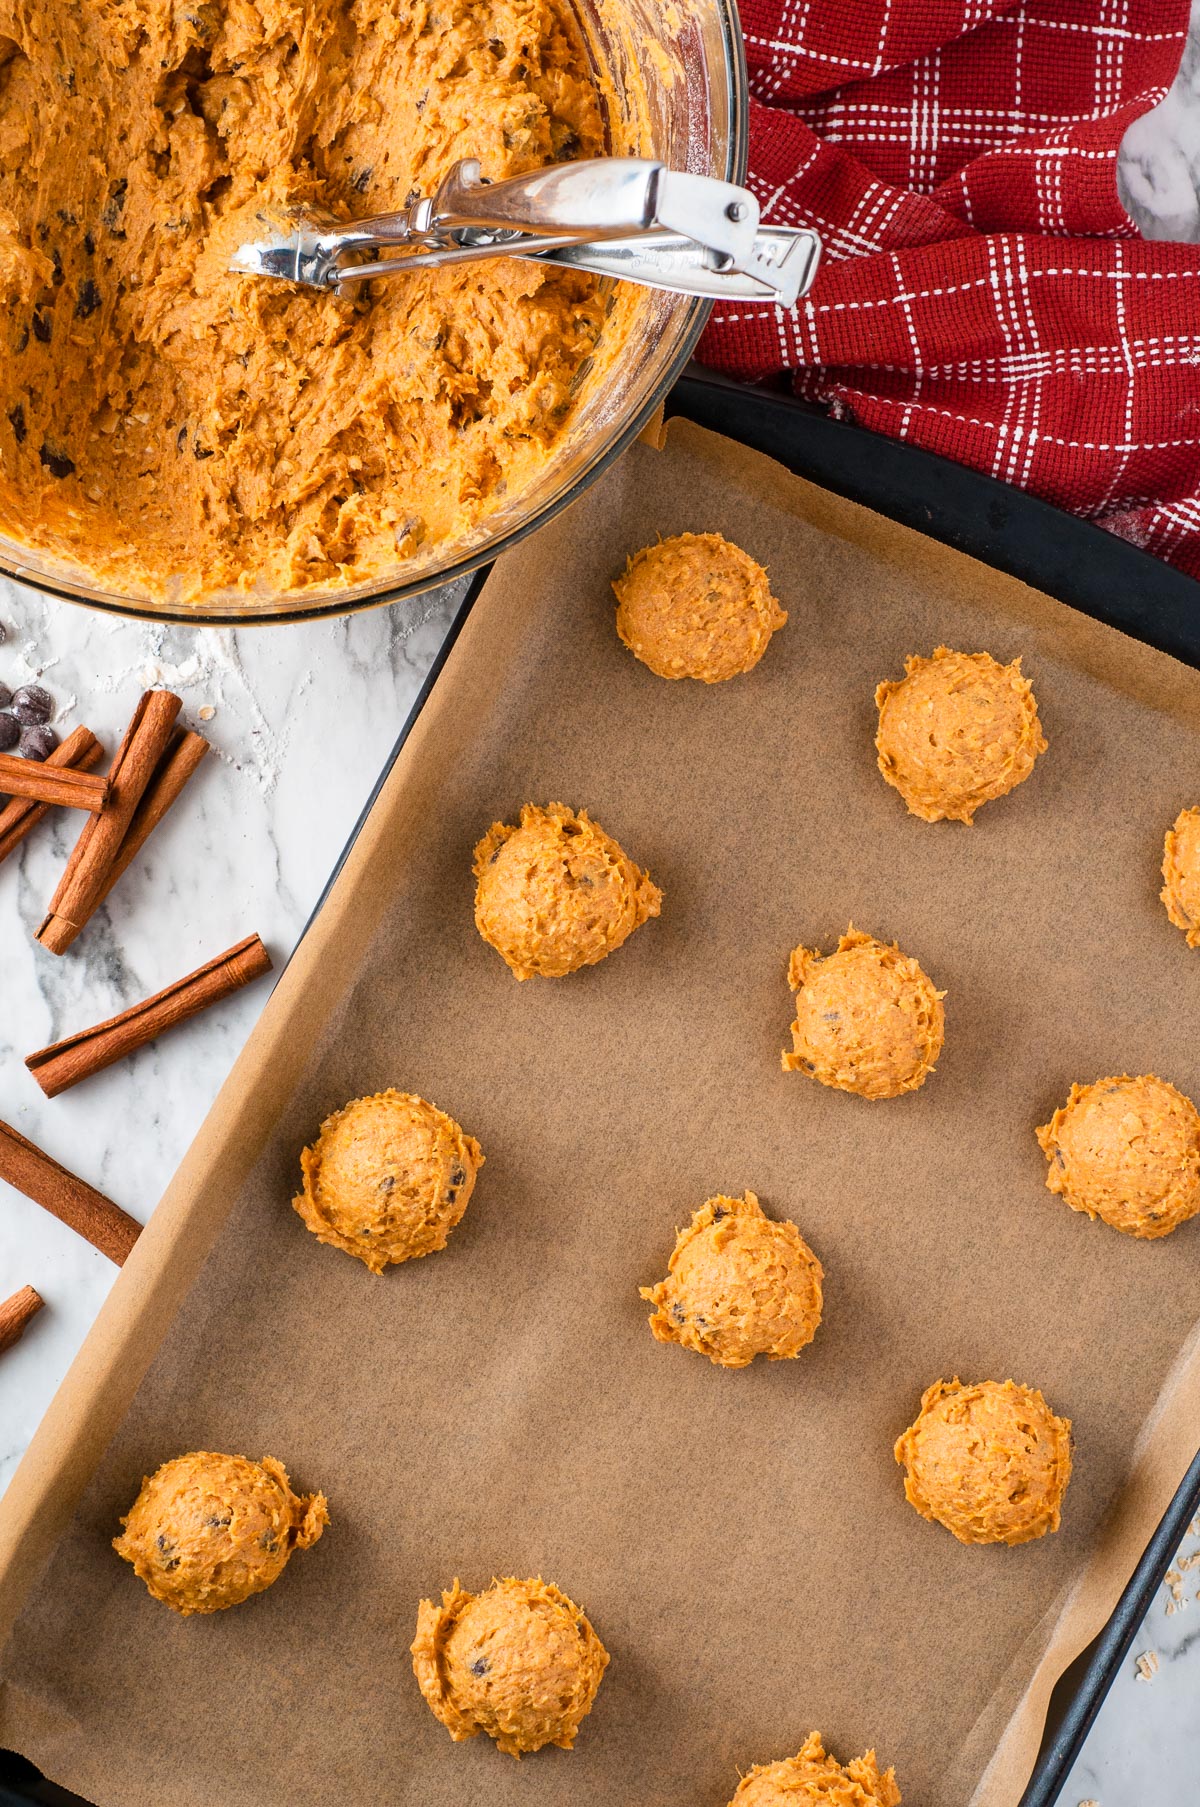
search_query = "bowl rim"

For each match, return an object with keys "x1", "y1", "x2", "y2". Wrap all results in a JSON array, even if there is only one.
[{"x1": 0, "y1": 1, "x2": 750, "y2": 629}]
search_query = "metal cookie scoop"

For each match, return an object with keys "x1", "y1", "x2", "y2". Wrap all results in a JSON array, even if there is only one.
[{"x1": 230, "y1": 158, "x2": 821, "y2": 307}]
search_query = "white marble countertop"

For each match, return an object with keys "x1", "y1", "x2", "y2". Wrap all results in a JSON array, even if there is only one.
[{"x1": 4, "y1": 13, "x2": 1200, "y2": 1797}]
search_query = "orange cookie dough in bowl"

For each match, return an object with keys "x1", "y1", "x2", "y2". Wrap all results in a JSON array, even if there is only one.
[
  {"x1": 474, "y1": 801, "x2": 661, "y2": 979},
  {"x1": 728, "y1": 1732, "x2": 901, "y2": 1806},
  {"x1": 0, "y1": 0, "x2": 748, "y2": 616},
  {"x1": 612, "y1": 532, "x2": 787, "y2": 681},
  {"x1": 1162, "y1": 807, "x2": 1200, "y2": 947},
  {"x1": 293, "y1": 1089, "x2": 483, "y2": 1272},
  {"x1": 875, "y1": 646, "x2": 1047, "y2": 823},
  {"x1": 640, "y1": 1191, "x2": 823, "y2": 1369},
  {"x1": 113, "y1": 1451, "x2": 328, "y2": 1614},
  {"x1": 895, "y1": 1378, "x2": 1072, "y2": 1547},
  {"x1": 1037, "y1": 1074, "x2": 1200, "y2": 1239},
  {"x1": 412, "y1": 1575, "x2": 608, "y2": 1757},
  {"x1": 783, "y1": 927, "x2": 944, "y2": 1100}
]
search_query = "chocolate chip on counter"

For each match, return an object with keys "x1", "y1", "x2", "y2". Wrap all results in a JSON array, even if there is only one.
[
  {"x1": 74, "y1": 278, "x2": 101, "y2": 319},
  {"x1": 19, "y1": 724, "x2": 58, "y2": 760},
  {"x1": 11, "y1": 684, "x2": 53, "y2": 725},
  {"x1": 38, "y1": 442, "x2": 74, "y2": 478},
  {"x1": 0, "y1": 714, "x2": 18, "y2": 753},
  {"x1": 469, "y1": 1658, "x2": 489, "y2": 1677},
  {"x1": 0, "y1": 682, "x2": 10, "y2": 709},
  {"x1": 7, "y1": 403, "x2": 25, "y2": 444},
  {"x1": 31, "y1": 310, "x2": 51, "y2": 344}
]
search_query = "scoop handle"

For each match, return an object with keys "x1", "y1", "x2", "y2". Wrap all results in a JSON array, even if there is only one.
[{"x1": 430, "y1": 159, "x2": 761, "y2": 261}]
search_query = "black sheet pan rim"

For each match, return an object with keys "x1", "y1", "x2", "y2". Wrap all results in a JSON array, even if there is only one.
[
  {"x1": 671, "y1": 370, "x2": 1200, "y2": 673},
  {"x1": 5, "y1": 378, "x2": 1200, "y2": 1807}
]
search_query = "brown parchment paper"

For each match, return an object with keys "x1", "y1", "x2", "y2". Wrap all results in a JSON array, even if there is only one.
[{"x1": 4, "y1": 419, "x2": 1200, "y2": 1807}]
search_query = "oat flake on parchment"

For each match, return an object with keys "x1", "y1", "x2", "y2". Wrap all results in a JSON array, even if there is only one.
[{"x1": 1135, "y1": 1650, "x2": 1159, "y2": 1681}]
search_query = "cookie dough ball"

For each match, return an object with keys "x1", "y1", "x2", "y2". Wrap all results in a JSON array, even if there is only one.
[
  {"x1": 729, "y1": 1731, "x2": 901, "y2": 1807},
  {"x1": 113, "y1": 1451, "x2": 328, "y2": 1614},
  {"x1": 1037, "y1": 1073, "x2": 1200, "y2": 1239},
  {"x1": 473, "y1": 802, "x2": 661, "y2": 980},
  {"x1": 293, "y1": 1090, "x2": 483, "y2": 1274},
  {"x1": 640, "y1": 1192, "x2": 823, "y2": 1369},
  {"x1": 1162, "y1": 807, "x2": 1200, "y2": 948},
  {"x1": 613, "y1": 532, "x2": 787, "y2": 682},
  {"x1": 782, "y1": 927, "x2": 944, "y2": 1100},
  {"x1": 895, "y1": 1378, "x2": 1072, "y2": 1546},
  {"x1": 875, "y1": 646, "x2": 1047, "y2": 824},
  {"x1": 412, "y1": 1575, "x2": 609, "y2": 1757}
]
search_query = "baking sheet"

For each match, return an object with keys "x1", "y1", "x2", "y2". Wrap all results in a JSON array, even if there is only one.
[{"x1": 3, "y1": 420, "x2": 1200, "y2": 1807}]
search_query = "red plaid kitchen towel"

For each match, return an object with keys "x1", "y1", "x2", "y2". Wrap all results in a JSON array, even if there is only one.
[{"x1": 698, "y1": 0, "x2": 1200, "y2": 579}]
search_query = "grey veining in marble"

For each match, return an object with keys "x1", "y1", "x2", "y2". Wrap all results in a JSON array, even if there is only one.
[{"x1": 1118, "y1": 0, "x2": 1200, "y2": 242}]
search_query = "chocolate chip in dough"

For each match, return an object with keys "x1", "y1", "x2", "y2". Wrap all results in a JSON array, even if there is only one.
[{"x1": 38, "y1": 442, "x2": 74, "y2": 478}]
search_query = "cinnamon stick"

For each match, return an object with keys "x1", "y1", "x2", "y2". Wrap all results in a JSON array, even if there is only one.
[
  {"x1": 26, "y1": 933, "x2": 273, "y2": 1098},
  {"x1": 0, "y1": 1285, "x2": 45, "y2": 1355},
  {"x1": 0, "y1": 726, "x2": 104, "y2": 866},
  {"x1": 94, "y1": 727, "x2": 210, "y2": 911},
  {"x1": 0, "y1": 751, "x2": 109, "y2": 812},
  {"x1": 36, "y1": 688, "x2": 182, "y2": 956},
  {"x1": 0, "y1": 1119, "x2": 140, "y2": 1264}
]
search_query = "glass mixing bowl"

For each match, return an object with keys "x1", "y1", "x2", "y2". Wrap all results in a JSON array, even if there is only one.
[{"x1": 0, "y1": 0, "x2": 748, "y2": 626}]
